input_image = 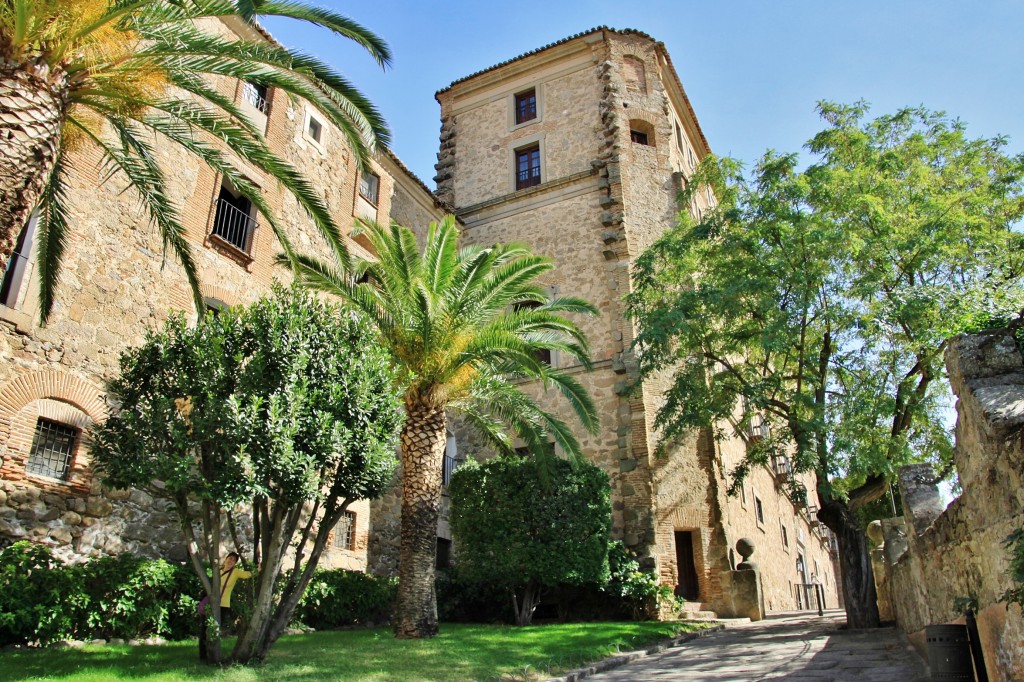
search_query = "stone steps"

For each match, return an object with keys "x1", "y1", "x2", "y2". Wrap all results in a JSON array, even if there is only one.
[{"x1": 679, "y1": 609, "x2": 719, "y2": 620}]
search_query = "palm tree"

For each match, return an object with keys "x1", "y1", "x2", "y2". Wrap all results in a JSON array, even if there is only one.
[
  {"x1": 290, "y1": 215, "x2": 600, "y2": 638},
  {"x1": 0, "y1": 0, "x2": 390, "y2": 319}
]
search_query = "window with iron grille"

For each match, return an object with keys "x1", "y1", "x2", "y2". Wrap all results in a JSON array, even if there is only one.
[
  {"x1": 359, "y1": 172, "x2": 380, "y2": 205},
  {"x1": 515, "y1": 89, "x2": 537, "y2": 125},
  {"x1": 515, "y1": 145, "x2": 541, "y2": 190},
  {"x1": 242, "y1": 81, "x2": 269, "y2": 114},
  {"x1": 442, "y1": 453, "x2": 458, "y2": 486},
  {"x1": 332, "y1": 511, "x2": 356, "y2": 550},
  {"x1": 27, "y1": 418, "x2": 78, "y2": 480}
]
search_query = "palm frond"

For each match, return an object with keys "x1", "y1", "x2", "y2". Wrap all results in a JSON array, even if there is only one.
[{"x1": 34, "y1": 150, "x2": 71, "y2": 321}]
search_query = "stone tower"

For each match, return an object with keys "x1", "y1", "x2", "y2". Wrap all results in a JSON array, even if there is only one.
[{"x1": 432, "y1": 27, "x2": 839, "y2": 616}]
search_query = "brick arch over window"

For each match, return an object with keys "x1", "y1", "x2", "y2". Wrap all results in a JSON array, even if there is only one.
[
  {"x1": 0, "y1": 371, "x2": 107, "y2": 494},
  {"x1": 199, "y1": 283, "x2": 240, "y2": 311},
  {"x1": 0, "y1": 371, "x2": 107, "y2": 442}
]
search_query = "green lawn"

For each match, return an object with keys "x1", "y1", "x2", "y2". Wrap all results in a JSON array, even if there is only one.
[{"x1": 0, "y1": 622, "x2": 712, "y2": 682}]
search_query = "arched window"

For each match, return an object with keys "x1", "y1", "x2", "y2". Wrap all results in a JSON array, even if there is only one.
[{"x1": 629, "y1": 119, "x2": 656, "y2": 147}]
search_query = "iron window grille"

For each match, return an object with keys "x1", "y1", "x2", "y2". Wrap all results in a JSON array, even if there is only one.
[
  {"x1": 442, "y1": 454, "x2": 458, "y2": 487},
  {"x1": 27, "y1": 418, "x2": 78, "y2": 480},
  {"x1": 332, "y1": 510, "x2": 356, "y2": 550},
  {"x1": 771, "y1": 454, "x2": 791, "y2": 477},
  {"x1": 212, "y1": 190, "x2": 258, "y2": 254},
  {"x1": 242, "y1": 81, "x2": 269, "y2": 114},
  {"x1": 359, "y1": 172, "x2": 380, "y2": 205},
  {"x1": 515, "y1": 145, "x2": 541, "y2": 190},
  {"x1": 514, "y1": 89, "x2": 537, "y2": 125}
]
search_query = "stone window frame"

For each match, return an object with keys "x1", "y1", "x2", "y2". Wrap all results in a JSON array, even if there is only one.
[
  {"x1": 754, "y1": 495, "x2": 765, "y2": 528},
  {"x1": 510, "y1": 132, "x2": 546, "y2": 193},
  {"x1": 508, "y1": 83, "x2": 544, "y2": 131},
  {"x1": 205, "y1": 168, "x2": 264, "y2": 268},
  {"x1": 781, "y1": 521, "x2": 790, "y2": 552},
  {"x1": 236, "y1": 79, "x2": 272, "y2": 136},
  {"x1": 0, "y1": 211, "x2": 41, "y2": 333},
  {"x1": 301, "y1": 106, "x2": 328, "y2": 153}
]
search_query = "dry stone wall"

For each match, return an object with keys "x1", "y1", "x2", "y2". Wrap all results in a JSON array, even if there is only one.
[{"x1": 883, "y1": 329, "x2": 1024, "y2": 681}]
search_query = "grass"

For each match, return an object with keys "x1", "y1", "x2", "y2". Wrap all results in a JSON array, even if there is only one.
[{"x1": 0, "y1": 621, "x2": 712, "y2": 682}]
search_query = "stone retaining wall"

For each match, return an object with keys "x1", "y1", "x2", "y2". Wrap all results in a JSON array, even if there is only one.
[{"x1": 882, "y1": 329, "x2": 1024, "y2": 681}]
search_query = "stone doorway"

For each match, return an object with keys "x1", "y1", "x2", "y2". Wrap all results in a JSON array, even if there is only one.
[{"x1": 674, "y1": 530, "x2": 700, "y2": 601}]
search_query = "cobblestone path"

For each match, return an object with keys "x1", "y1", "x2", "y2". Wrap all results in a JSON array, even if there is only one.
[{"x1": 585, "y1": 610, "x2": 929, "y2": 681}]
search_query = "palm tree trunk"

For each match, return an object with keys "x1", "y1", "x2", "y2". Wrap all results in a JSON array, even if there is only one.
[
  {"x1": 393, "y1": 400, "x2": 447, "y2": 639},
  {"x1": 0, "y1": 56, "x2": 68, "y2": 259}
]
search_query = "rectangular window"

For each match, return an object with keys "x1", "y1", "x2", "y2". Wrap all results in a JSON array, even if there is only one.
[
  {"x1": 512, "y1": 300, "x2": 551, "y2": 365},
  {"x1": 754, "y1": 497, "x2": 765, "y2": 525},
  {"x1": 332, "y1": 511, "x2": 357, "y2": 550},
  {"x1": 307, "y1": 115, "x2": 323, "y2": 144},
  {"x1": 242, "y1": 81, "x2": 269, "y2": 114},
  {"x1": 359, "y1": 172, "x2": 380, "y2": 205},
  {"x1": 212, "y1": 184, "x2": 257, "y2": 254},
  {"x1": 0, "y1": 213, "x2": 36, "y2": 309},
  {"x1": 514, "y1": 89, "x2": 537, "y2": 125},
  {"x1": 442, "y1": 453, "x2": 457, "y2": 486},
  {"x1": 630, "y1": 130, "x2": 650, "y2": 145},
  {"x1": 515, "y1": 145, "x2": 541, "y2": 190},
  {"x1": 675, "y1": 123, "x2": 683, "y2": 151},
  {"x1": 27, "y1": 418, "x2": 77, "y2": 480},
  {"x1": 436, "y1": 537, "x2": 452, "y2": 570},
  {"x1": 781, "y1": 523, "x2": 789, "y2": 549}
]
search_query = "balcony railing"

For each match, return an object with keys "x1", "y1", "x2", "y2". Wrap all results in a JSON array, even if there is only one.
[
  {"x1": 770, "y1": 454, "x2": 791, "y2": 478},
  {"x1": 516, "y1": 166, "x2": 541, "y2": 190},
  {"x1": 211, "y1": 198, "x2": 257, "y2": 254},
  {"x1": 242, "y1": 82, "x2": 269, "y2": 114},
  {"x1": 442, "y1": 454, "x2": 458, "y2": 488}
]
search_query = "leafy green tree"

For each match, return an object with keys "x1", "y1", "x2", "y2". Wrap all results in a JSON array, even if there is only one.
[
  {"x1": 0, "y1": 0, "x2": 390, "y2": 318},
  {"x1": 289, "y1": 215, "x2": 600, "y2": 638},
  {"x1": 449, "y1": 456, "x2": 611, "y2": 626},
  {"x1": 628, "y1": 103, "x2": 1024, "y2": 628},
  {"x1": 90, "y1": 287, "x2": 403, "y2": 663}
]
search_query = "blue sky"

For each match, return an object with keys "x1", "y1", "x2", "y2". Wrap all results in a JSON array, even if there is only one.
[{"x1": 264, "y1": 0, "x2": 1024, "y2": 186}]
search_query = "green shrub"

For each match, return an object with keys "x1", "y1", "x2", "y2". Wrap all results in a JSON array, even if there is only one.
[
  {"x1": 293, "y1": 568, "x2": 396, "y2": 629},
  {"x1": 0, "y1": 541, "x2": 200, "y2": 645}
]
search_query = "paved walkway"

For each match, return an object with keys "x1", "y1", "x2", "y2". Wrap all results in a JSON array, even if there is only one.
[{"x1": 585, "y1": 610, "x2": 929, "y2": 681}]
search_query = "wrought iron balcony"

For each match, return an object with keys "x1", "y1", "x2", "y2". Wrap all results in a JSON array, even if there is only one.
[{"x1": 211, "y1": 198, "x2": 258, "y2": 254}]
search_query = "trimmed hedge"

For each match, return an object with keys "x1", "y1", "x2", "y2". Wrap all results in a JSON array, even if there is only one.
[
  {"x1": 0, "y1": 541, "x2": 200, "y2": 645},
  {"x1": 294, "y1": 568, "x2": 396, "y2": 629}
]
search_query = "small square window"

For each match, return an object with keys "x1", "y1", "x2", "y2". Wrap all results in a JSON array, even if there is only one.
[
  {"x1": 630, "y1": 130, "x2": 650, "y2": 145},
  {"x1": 359, "y1": 172, "x2": 380, "y2": 205},
  {"x1": 515, "y1": 89, "x2": 537, "y2": 125},
  {"x1": 515, "y1": 145, "x2": 541, "y2": 190},
  {"x1": 332, "y1": 510, "x2": 357, "y2": 550},
  {"x1": 754, "y1": 497, "x2": 765, "y2": 525},
  {"x1": 307, "y1": 116, "x2": 323, "y2": 144},
  {"x1": 27, "y1": 418, "x2": 78, "y2": 480}
]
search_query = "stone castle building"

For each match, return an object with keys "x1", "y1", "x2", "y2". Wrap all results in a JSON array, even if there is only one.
[
  {"x1": 0, "y1": 21, "x2": 837, "y2": 615},
  {"x1": 370, "y1": 27, "x2": 839, "y2": 616}
]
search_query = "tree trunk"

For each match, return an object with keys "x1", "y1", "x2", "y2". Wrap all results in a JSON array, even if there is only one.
[
  {"x1": 0, "y1": 56, "x2": 68, "y2": 259},
  {"x1": 821, "y1": 502, "x2": 881, "y2": 629},
  {"x1": 393, "y1": 400, "x2": 447, "y2": 639},
  {"x1": 513, "y1": 582, "x2": 541, "y2": 626}
]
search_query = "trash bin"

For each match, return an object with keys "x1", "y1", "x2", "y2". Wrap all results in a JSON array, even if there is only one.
[{"x1": 925, "y1": 624, "x2": 975, "y2": 681}]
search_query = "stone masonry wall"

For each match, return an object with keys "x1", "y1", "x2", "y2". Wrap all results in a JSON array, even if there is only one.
[
  {"x1": 884, "y1": 329, "x2": 1024, "y2": 681},
  {"x1": 0, "y1": 16, "x2": 434, "y2": 569}
]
